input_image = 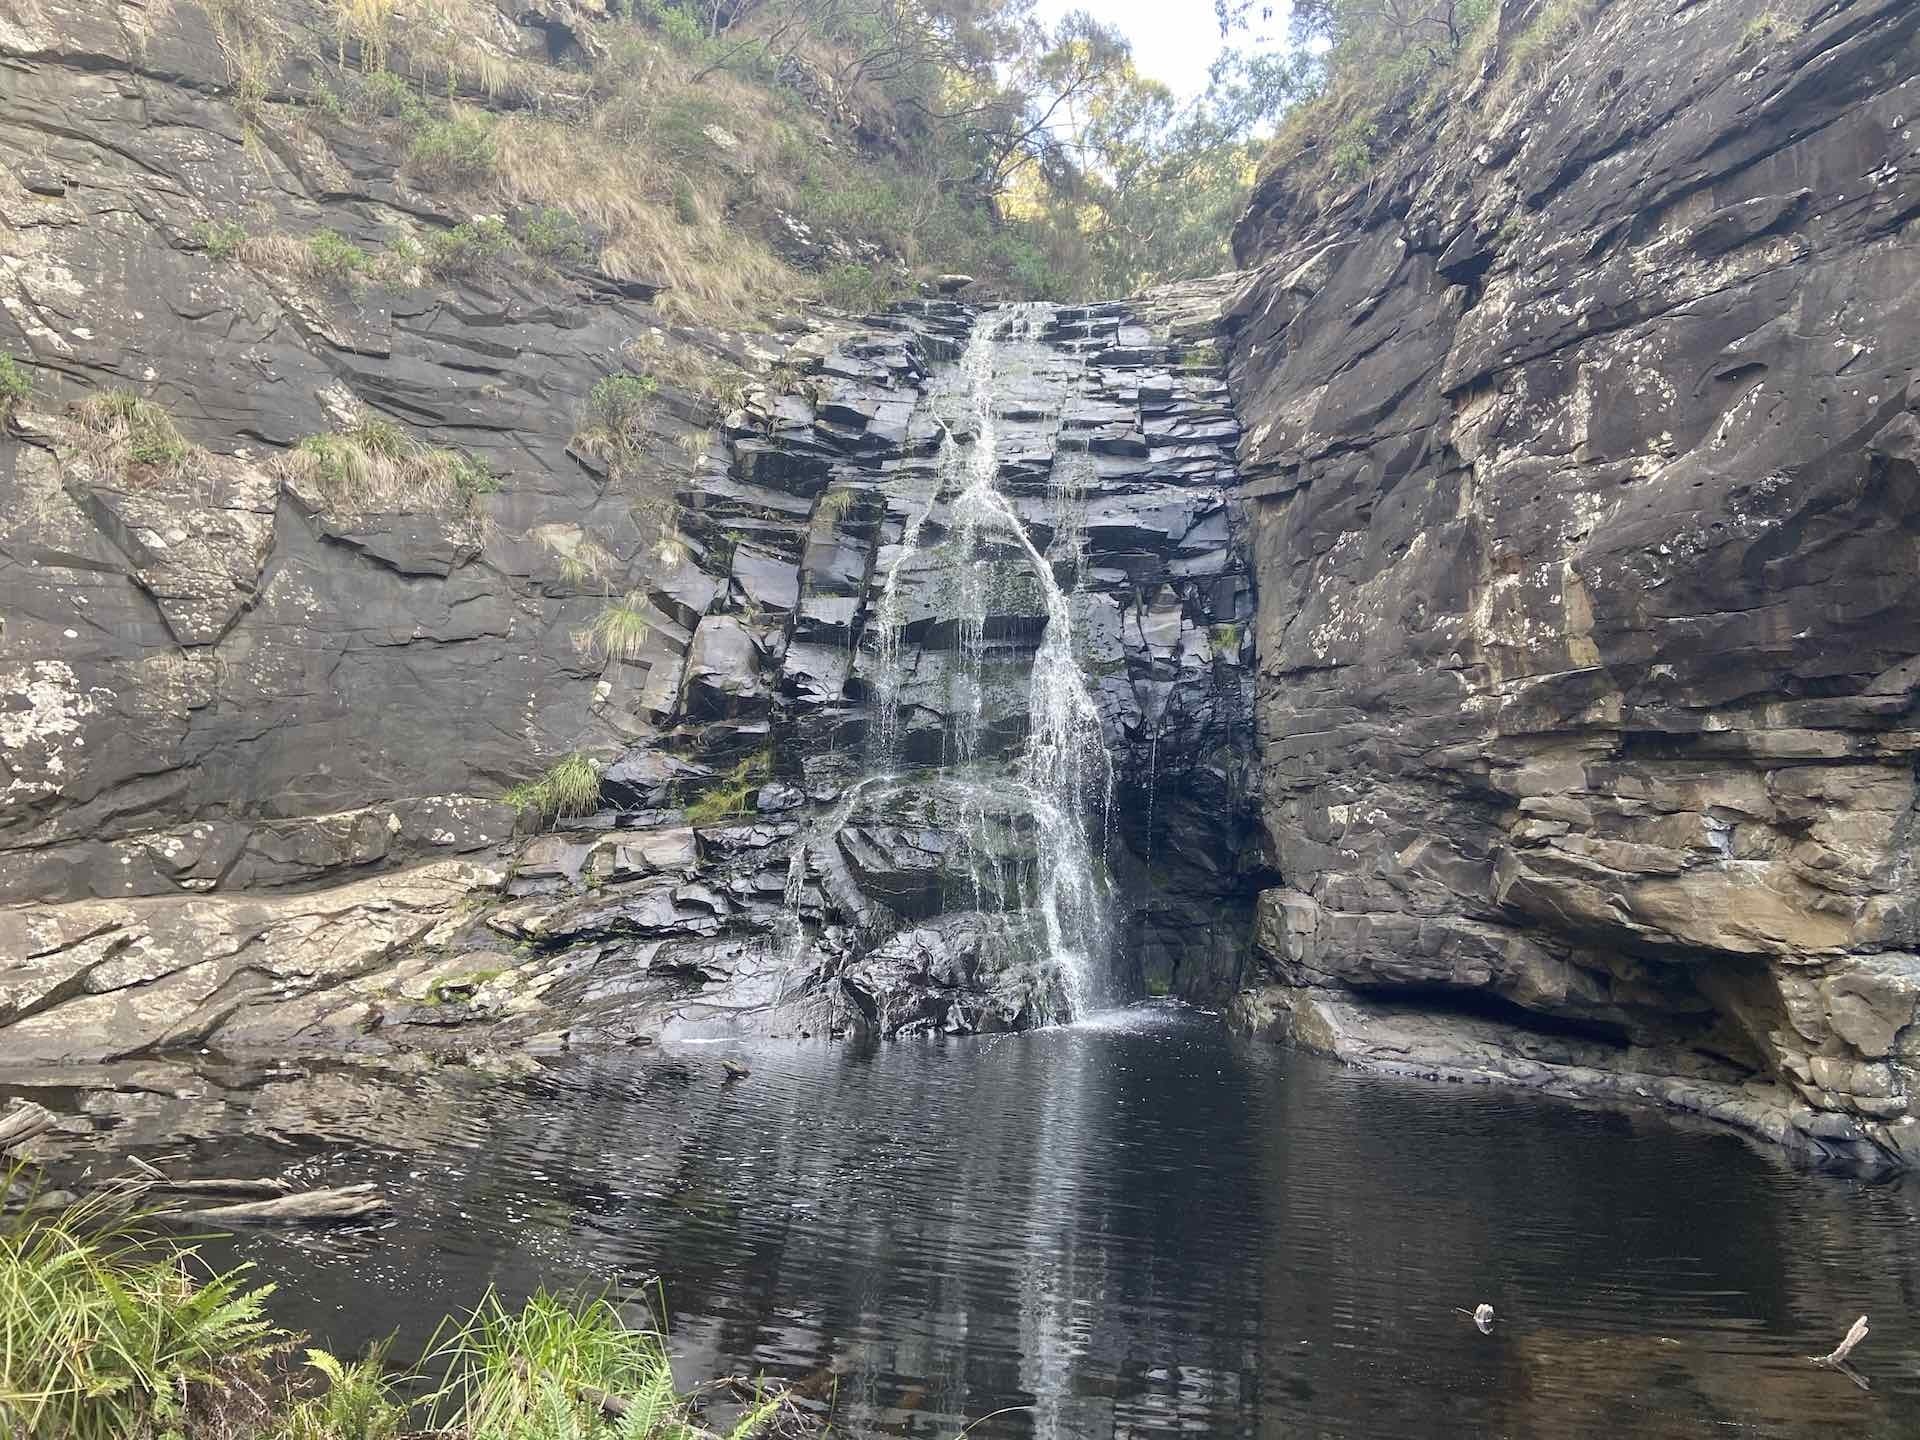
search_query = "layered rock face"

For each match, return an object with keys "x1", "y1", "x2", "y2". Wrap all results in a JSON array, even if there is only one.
[{"x1": 1224, "y1": 0, "x2": 1920, "y2": 1164}]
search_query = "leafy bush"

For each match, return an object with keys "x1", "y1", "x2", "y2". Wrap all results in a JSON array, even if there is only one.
[
  {"x1": 573, "y1": 373, "x2": 659, "y2": 468},
  {"x1": 517, "y1": 206, "x2": 596, "y2": 267},
  {"x1": 195, "y1": 219, "x2": 249, "y2": 262},
  {"x1": 503, "y1": 753, "x2": 601, "y2": 827},
  {"x1": 423, "y1": 216, "x2": 515, "y2": 277},
  {"x1": 0, "y1": 353, "x2": 31, "y2": 420},
  {"x1": 406, "y1": 114, "x2": 498, "y2": 189},
  {"x1": 307, "y1": 228, "x2": 369, "y2": 281},
  {"x1": 356, "y1": 66, "x2": 427, "y2": 122}
]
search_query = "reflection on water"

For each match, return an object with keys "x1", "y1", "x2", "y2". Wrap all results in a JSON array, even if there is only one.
[{"x1": 12, "y1": 1003, "x2": 1920, "y2": 1438}]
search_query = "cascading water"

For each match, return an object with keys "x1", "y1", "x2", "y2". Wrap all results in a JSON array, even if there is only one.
[{"x1": 778, "y1": 304, "x2": 1118, "y2": 1023}]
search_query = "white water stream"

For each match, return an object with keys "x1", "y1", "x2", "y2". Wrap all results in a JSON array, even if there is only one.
[{"x1": 782, "y1": 306, "x2": 1116, "y2": 1022}]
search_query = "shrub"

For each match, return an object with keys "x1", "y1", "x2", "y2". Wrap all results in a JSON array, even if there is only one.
[
  {"x1": 0, "y1": 353, "x2": 31, "y2": 421},
  {"x1": 307, "y1": 228, "x2": 369, "y2": 281},
  {"x1": 683, "y1": 751, "x2": 770, "y2": 826},
  {"x1": 423, "y1": 216, "x2": 515, "y2": 277},
  {"x1": 503, "y1": 753, "x2": 601, "y2": 827},
  {"x1": 356, "y1": 65, "x2": 427, "y2": 121},
  {"x1": 818, "y1": 263, "x2": 903, "y2": 316},
  {"x1": 406, "y1": 114, "x2": 498, "y2": 189},
  {"x1": 72, "y1": 390, "x2": 193, "y2": 472},
  {"x1": 195, "y1": 218, "x2": 249, "y2": 262},
  {"x1": 517, "y1": 205, "x2": 595, "y2": 267},
  {"x1": 0, "y1": 1188, "x2": 280, "y2": 1440},
  {"x1": 574, "y1": 373, "x2": 658, "y2": 466}
]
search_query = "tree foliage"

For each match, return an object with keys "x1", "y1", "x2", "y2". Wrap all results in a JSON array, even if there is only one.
[{"x1": 661, "y1": 0, "x2": 1290, "y2": 298}]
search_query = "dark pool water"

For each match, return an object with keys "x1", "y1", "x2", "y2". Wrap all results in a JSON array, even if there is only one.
[{"x1": 18, "y1": 1004, "x2": 1920, "y2": 1437}]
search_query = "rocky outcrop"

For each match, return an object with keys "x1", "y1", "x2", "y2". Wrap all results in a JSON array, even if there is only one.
[{"x1": 1223, "y1": 0, "x2": 1920, "y2": 1165}]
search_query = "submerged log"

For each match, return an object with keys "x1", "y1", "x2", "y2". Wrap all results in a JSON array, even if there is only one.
[
  {"x1": 0, "y1": 1101, "x2": 58, "y2": 1153},
  {"x1": 163, "y1": 1183, "x2": 388, "y2": 1225}
]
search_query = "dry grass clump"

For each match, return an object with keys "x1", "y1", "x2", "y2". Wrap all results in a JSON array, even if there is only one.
[
  {"x1": 487, "y1": 114, "x2": 796, "y2": 322},
  {"x1": 67, "y1": 390, "x2": 194, "y2": 477},
  {"x1": 280, "y1": 413, "x2": 498, "y2": 515}
]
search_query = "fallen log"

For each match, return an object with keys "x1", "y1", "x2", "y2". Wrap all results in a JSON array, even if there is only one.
[
  {"x1": 120, "y1": 1176, "x2": 296, "y2": 1199},
  {"x1": 161, "y1": 1183, "x2": 388, "y2": 1225},
  {"x1": 0, "y1": 1101, "x2": 57, "y2": 1154}
]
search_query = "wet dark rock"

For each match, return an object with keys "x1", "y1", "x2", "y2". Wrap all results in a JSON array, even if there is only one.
[{"x1": 1224, "y1": 0, "x2": 1920, "y2": 1166}]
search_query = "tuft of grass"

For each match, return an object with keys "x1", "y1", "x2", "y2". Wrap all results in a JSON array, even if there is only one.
[
  {"x1": 541, "y1": 529, "x2": 615, "y2": 588},
  {"x1": 426, "y1": 1287, "x2": 696, "y2": 1440},
  {"x1": 576, "y1": 591, "x2": 654, "y2": 663},
  {"x1": 0, "y1": 354, "x2": 31, "y2": 422},
  {"x1": 0, "y1": 1185, "x2": 280, "y2": 1440},
  {"x1": 195, "y1": 219, "x2": 249, "y2": 263},
  {"x1": 283, "y1": 414, "x2": 498, "y2": 515},
  {"x1": 815, "y1": 486, "x2": 856, "y2": 522},
  {"x1": 72, "y1": 390, "x2": 193, "y2": 473},
  {"x1": 503, "y1": 753, "x2": 601, "y2": 828},
  {"x1": 683, "y1": 751, "x2": 770, "y2": 827},
  {"x1": 405, "y1": 112, "x2": 499, "y2": 190}
]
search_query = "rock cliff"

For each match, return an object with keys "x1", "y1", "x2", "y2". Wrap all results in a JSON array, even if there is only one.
[
  {"x1": 1223, "y1": 0, "x2": 1920, "y2": 1165},
  {"x1": 0, "y1": 0, "x2": 1256, "y2": 1055}
]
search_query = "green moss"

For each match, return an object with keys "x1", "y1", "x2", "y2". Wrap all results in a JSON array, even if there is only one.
[
  {"x1": 424, "y1": 967, "x2": 506, "y2": 1006},
  {"x1": 1739, "y1": 11, "x2": 1800, "y2": 50}
]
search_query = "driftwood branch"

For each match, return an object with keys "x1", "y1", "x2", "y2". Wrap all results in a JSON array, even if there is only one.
[
  {"x1": 1810, "y1": 1315, "x2": 1869, "y2": 1368},
  {"x1": 0, "y1": 1101, "x2": 57, "y2": 1153},
  {"x1": 123, "y1": 1176, "x2": 296, "y2": 1198},
  {"x1": 160, "y1": 1183, "x2": 388, "y2": 1225}
]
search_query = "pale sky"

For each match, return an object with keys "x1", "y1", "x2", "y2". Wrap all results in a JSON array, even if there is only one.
[{"x1": 1034, "y1": 0, "x2": 1234, "y2": 101}]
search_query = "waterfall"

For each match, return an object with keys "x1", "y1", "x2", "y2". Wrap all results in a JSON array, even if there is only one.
[{"x1": 780, "y1": 304, "x2": 1118, "y2": 1024}]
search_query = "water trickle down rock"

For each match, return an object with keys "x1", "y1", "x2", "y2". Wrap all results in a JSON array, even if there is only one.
[{"x1": 489, "y1": 291, "x2": 1262, "y2": 1045}]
